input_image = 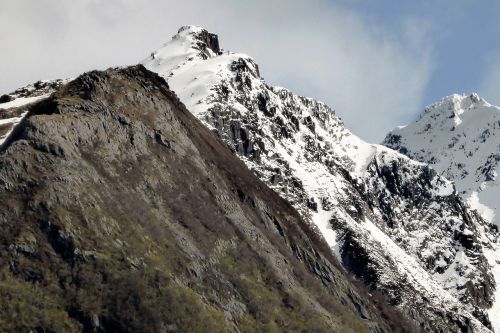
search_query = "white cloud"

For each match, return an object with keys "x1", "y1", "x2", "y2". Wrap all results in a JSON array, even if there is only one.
[
  {"x1": 0, "y1": 0, "x2": 434, "y2": 142},
  {"x1": 480, "y1": 55, "x2": 500, "y2": 107},
  {"x1": 184, "y1": 0, "x2": 436, "y2": 141}
]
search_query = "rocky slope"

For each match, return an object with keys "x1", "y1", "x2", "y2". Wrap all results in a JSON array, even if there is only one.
[
  {"x1": 142, "y1": 26, "x2": 498, "y2": 332},
  {"x1": 0, "y1": 65, "x2": 409, "y2": 332},
  {"x1": 384, "y1": 93, "x2": 500, "y2": 331}
]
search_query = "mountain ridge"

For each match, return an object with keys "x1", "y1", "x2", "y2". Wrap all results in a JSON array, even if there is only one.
[{"x1": 141, "y1": 25, "x2": 499, "y2": 332}]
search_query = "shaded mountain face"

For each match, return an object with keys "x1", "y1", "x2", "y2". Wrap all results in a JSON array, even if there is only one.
[
  {"x1": 383, "y1": 93, "x2": 500, "y2": 332},
  {"x1": 0, "y1": 65, "x2": 407, "y2": 333},
  {"x1": 142, "y1": 26, "x2": 498, "y2": 332}
]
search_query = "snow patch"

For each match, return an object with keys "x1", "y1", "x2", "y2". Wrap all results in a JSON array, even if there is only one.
[
  {"x1": 467, "y1": 191, "x2": 495, "y2": 224},
  {"x1": 485, "y1": 244, "x2": 500, "y2": 333},
  {"x1": 0, "y1": 111, "x2": 29, "y2": 146},
  {"x1": 0, "y1": 94, "x2": 50, "y2": 110}
]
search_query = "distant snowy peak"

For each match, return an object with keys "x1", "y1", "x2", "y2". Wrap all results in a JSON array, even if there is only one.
[
  {"x1": 428, "y1": 92, "x2": 485, "y2": 111},
  {"x1": 384, "y1": 93, "x2": 500, "y2": 331},
  {"x1": 417, "y1": 93, "x2": 493, "y2": 128},
  {"x1": 384, "y1": 93, "x2": 500, "y2": 225},
  {"x1": 177, "y1": 25, "x2": 221, "y2": 54}
]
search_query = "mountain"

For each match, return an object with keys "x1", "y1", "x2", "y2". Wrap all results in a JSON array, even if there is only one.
[
  {"x1": 142, "y1": 26, "x2": 498, "y2": 332},
  {"x1": 384, "y1": 93, "x2": 500, "y2": 225},
  {"x1": 0, "y1": 65, "x2": 409, "y2": 332},
  {"x1": 2, "y1": 25, "x2": 499, "y2": 332},
  {"x1": 384, "y1": 93, "x2": 500, "y2": 331}
]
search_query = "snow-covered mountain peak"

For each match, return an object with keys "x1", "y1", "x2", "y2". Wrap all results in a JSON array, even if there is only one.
[
  {"x1": 142, "y1": 27, "x2": 498, "y2": 331},
  {"x1": 436, "y1": 92, "x2": 483, "y2": 106},
  {"x1": 142, "y1": 26, "x2": 261, "y2": 116},
  {"x1": 143, "y1": 25, "x2": 222, "y2": 81},
  {"x1": 384, "y1": 93, "x2": 500, "y2": 330},
  {"x1": 177, "y1": 24, "x2": 205, "y2": 34},
  {"x1": 175, "y1": 25, "x2": 221, "y2": 55},
  {"x1": 394, "y1": 93, "x2": 496, "y2": 141},
  {"x1": 421, "y1": 93, "x2": 492, "y2": 122},
  {"x1": 385, "y1": 93, "x2": 500, "y2": 224}
]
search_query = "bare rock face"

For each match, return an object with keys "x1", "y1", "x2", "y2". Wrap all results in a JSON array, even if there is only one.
[{"x1": 0, "y1": 65, "x2": 408, "y2": 333}]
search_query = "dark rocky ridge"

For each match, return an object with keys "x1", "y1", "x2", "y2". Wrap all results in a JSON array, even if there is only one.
[{"x1": 0, "y1": 65, "x2": 410, "y2": 332}]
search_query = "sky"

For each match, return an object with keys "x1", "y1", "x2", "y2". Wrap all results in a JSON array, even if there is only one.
[{"x1": 0, "y1": 0, "x2": 499, "y2": 142}]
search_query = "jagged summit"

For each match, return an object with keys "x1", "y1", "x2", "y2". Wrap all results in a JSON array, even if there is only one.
[
  {"x1": 174, "y1": 25, "x2": 221, "y2": 55},
  {"x1": 433, "y1": 92, "x2": 484, "y2": 107},
  {"x1": 142, "y1": 26, "x2": 260, "y2": 117}
]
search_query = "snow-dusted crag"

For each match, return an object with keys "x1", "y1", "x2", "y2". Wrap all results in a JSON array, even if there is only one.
[
  {"x1": 0, "y1": 80, "x2": 66, "y2": 147},
  {"x1": 384, "y1": 93, "x2": 500, "y2": 331},
  {"x1": 142, "y1": 26, "x2": 497, "y2": 332}
]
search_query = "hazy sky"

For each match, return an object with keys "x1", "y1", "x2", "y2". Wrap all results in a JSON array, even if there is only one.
[{"x1": 1, "y1": 0, "x2": 499, "y2": 142}]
